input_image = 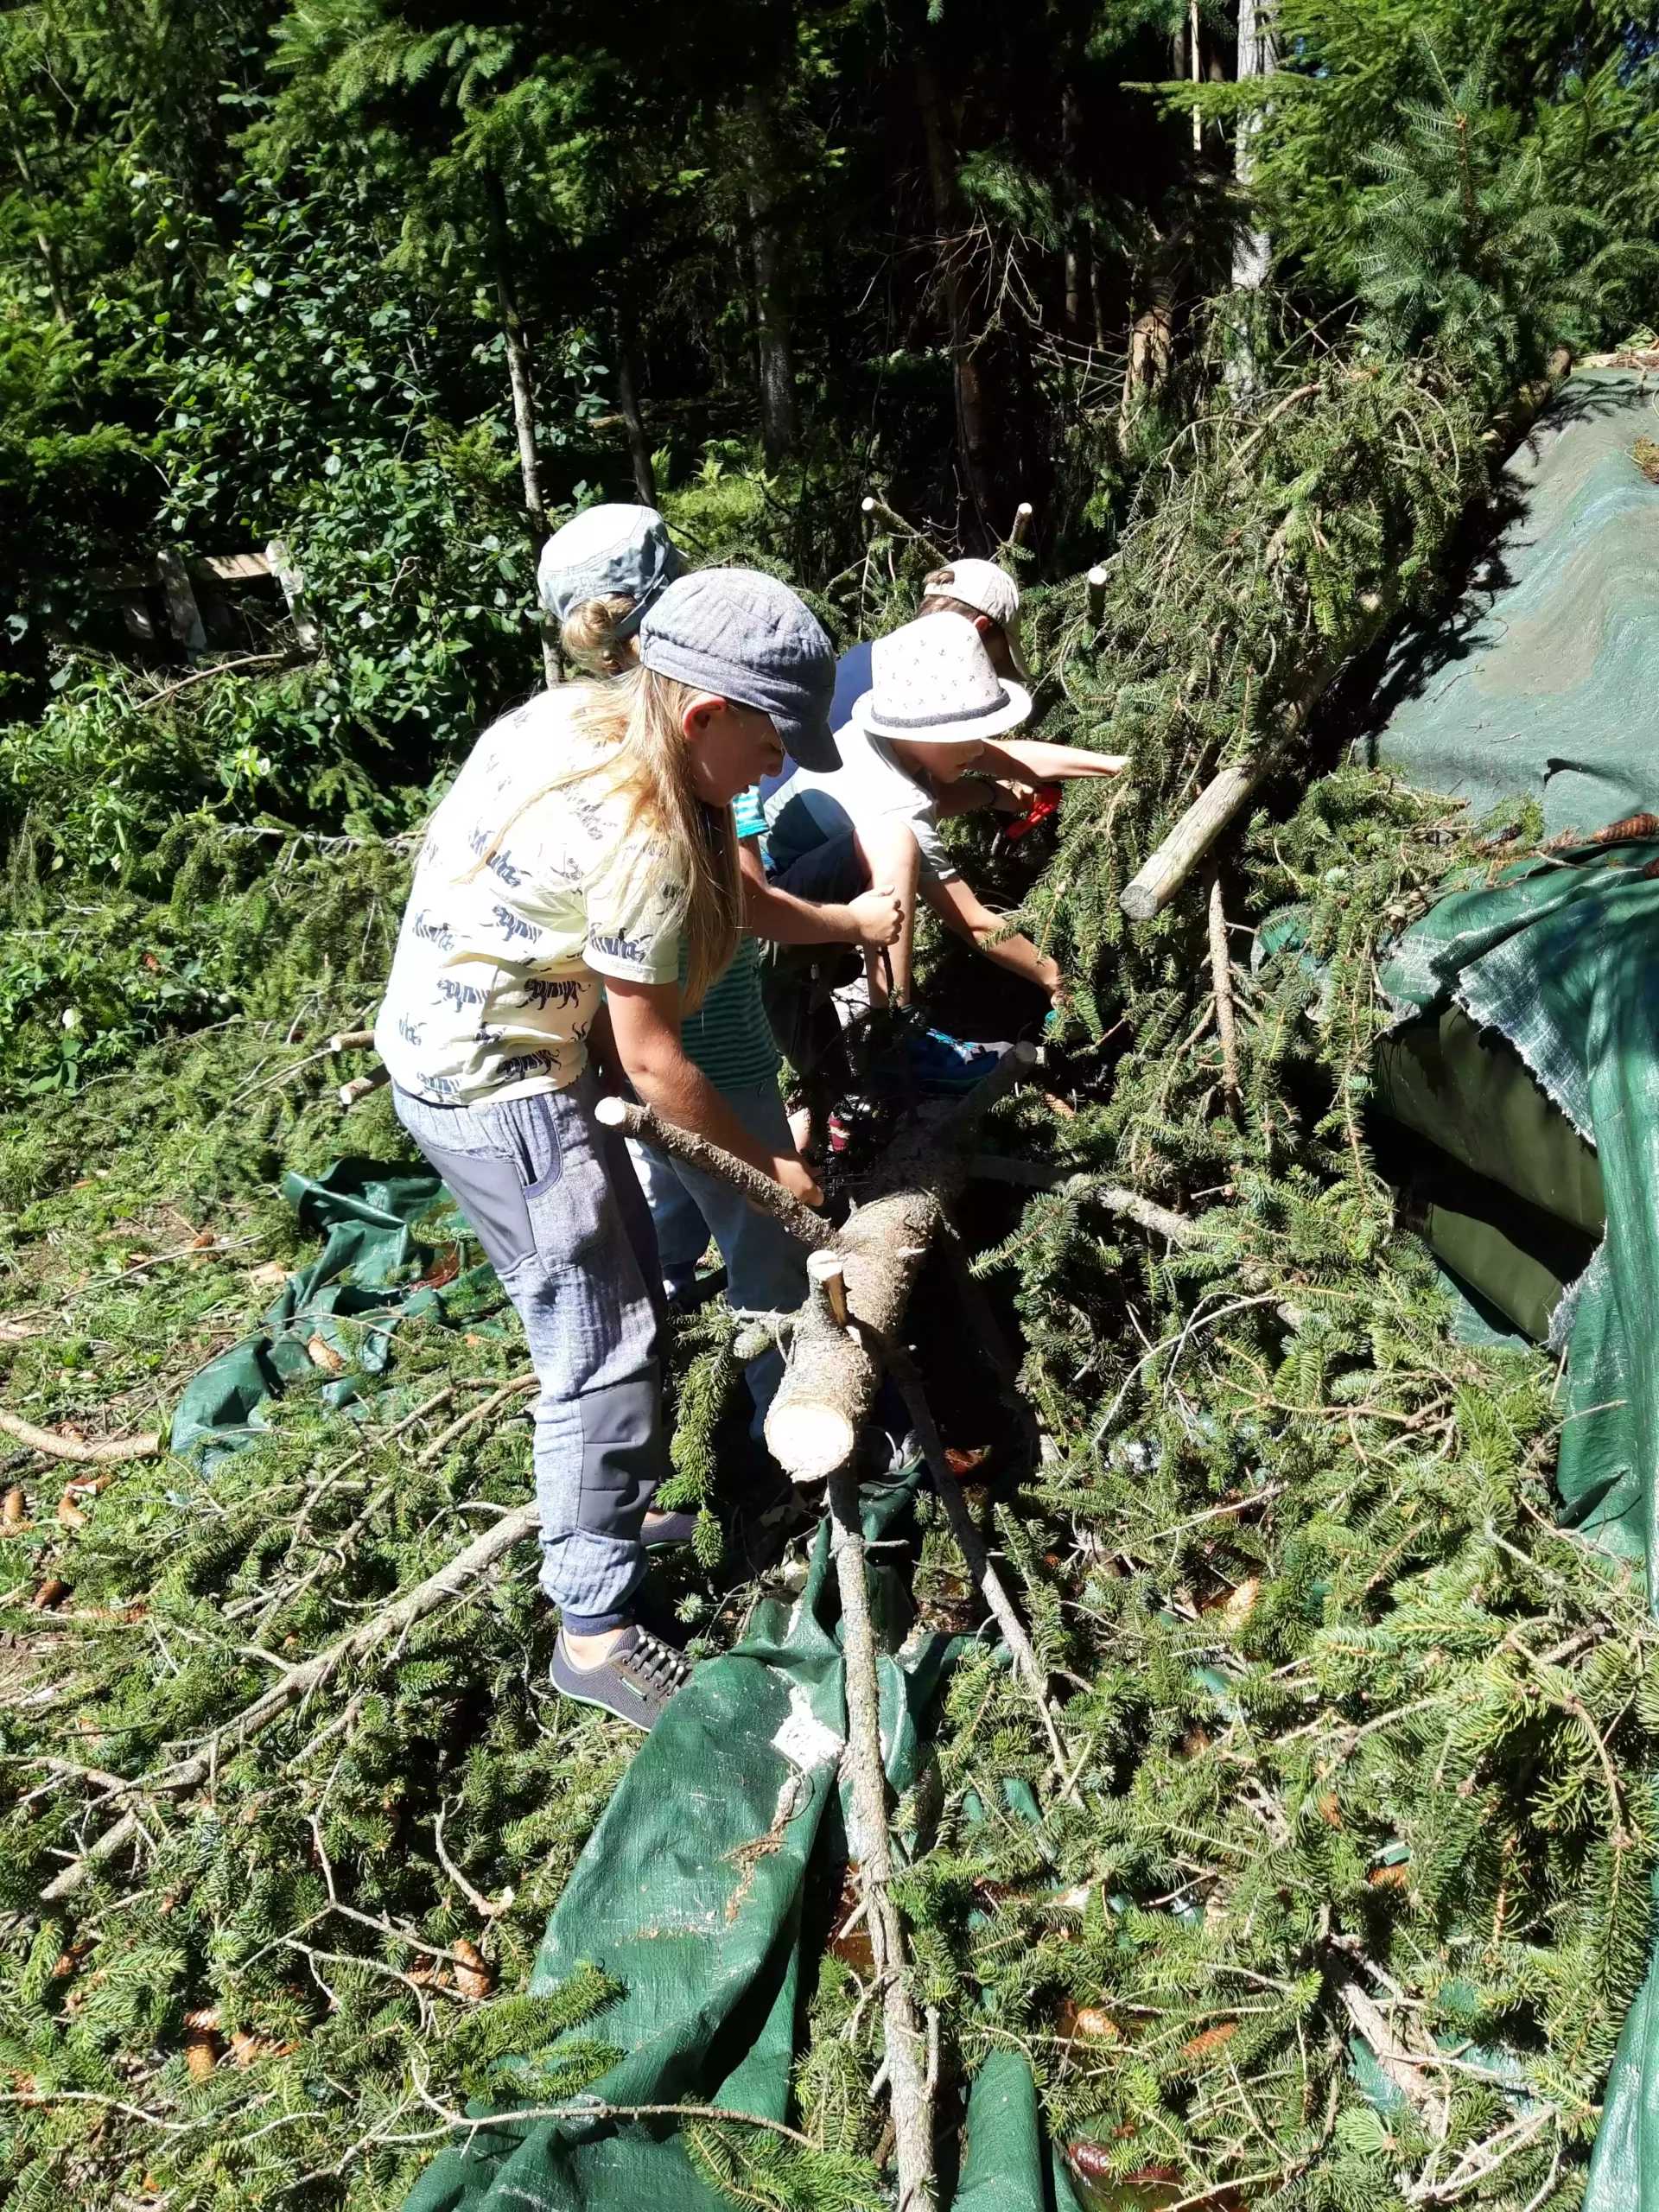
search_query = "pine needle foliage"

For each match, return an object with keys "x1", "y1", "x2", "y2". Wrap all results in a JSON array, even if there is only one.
[{"x1": 906, "y1": 313, "x2": 1649, "y2": 2209}]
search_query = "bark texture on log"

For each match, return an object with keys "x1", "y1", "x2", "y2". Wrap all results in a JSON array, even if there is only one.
[
  {"x1": 594, "y1": 1096, "x2": 830, "y2": 1252},
  {"x1": 0, "y1": 1411, "x2": 160, "y2": 1465},
  {"x1": 828, "y1": 1464, "x2": 937, "y2": 2208},
  {"x1": 1120, "y1": 585, "x2": 1400, "y2": 922},
  {"x1": 764, "y1": 1046, "x2": 1036, "y2": 1484}
]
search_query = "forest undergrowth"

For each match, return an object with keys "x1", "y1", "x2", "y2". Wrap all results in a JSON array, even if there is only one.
[{"x1": 2, "y1": 318, "x2": 1655, "y2": 2212}]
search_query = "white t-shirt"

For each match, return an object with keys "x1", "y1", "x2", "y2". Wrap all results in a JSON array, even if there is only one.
[
  {"x1": 375, "y1": 689, "x2": 682, "y2": 1106},
  {"x1": 762, "y1": 719, "x2": 957, "y2": 883}
]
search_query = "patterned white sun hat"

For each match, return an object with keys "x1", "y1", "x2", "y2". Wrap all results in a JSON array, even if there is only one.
[{"x1": 852, "y1": 612, "x2": 1032, "y2": 746}]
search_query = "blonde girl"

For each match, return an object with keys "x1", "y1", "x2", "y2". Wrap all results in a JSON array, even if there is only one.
[
  {"x1": 537, "y1": 507, "x2": 902, "y2": 1445},
  {"x1": 374, "y1": 568, "x2": 841, "y2": 1730}
]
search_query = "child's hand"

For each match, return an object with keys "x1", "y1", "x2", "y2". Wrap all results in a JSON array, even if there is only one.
[
  {"x1": 773, "y1": 1152, "x2": 824, "y2": 1209},
  {"x1": 849, "y1": 884, "x2": 905, "y2": 949}
]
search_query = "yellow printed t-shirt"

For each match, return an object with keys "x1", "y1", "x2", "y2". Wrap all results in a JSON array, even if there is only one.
[{"x1": 374, "y1": 689, "x2": 682, "y2": 1106}]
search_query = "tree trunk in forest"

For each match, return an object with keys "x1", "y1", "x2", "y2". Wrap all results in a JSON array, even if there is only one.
[
  {"x1": 915, "y1": 48, "x2": 996, "y2": 536},
  {"x1": 1120, "y1": 251, "x2": 1175, "y2": 430},
  {"x1": 3, "y1": 87, "x2": 72, "y2": 327},
  {"x1": 485, "y1": 173, "x2": 561, "y2": 689},
  {"x1": 613, "y1": 310, "x2": 658, "y2": 507},
  {"x1": 1231, "y1": 0, "x2": 1277, "y2": 294},
  {"x1": 1225, "y1": 0, "x2": 1279, "y2": 402},
  {"x1": 1189, "y1": 0, "x2": 1203, "y2": 153},
  {"x1": 741, "y1": 81, "x2": 799, "y2": 465},
  {"x1": 1061, "y1": 80, "x2": 1085, "y2": 335}
]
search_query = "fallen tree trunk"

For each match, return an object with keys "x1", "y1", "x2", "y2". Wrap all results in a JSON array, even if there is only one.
[
  {"x1": 1120, "y1": 588, "x2": 1395, "y2": 922},
  {"x1": 764, "y1": 1046, "x2": 1037, "y2": 1485},
  {"x1": 828, "y1": 1460, "x2": 937, "y2": 2209}
]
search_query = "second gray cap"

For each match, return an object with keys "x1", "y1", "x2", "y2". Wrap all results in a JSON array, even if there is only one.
[{"x1": 639, "y1": 569, "x2": 840, "y2": 773}]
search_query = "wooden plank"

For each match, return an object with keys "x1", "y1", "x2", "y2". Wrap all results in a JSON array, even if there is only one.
[{"x1": 196, "y1": 551, "x2": 272, "y2": 582}]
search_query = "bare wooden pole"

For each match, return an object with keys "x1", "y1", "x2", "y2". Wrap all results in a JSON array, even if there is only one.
[
  {"x1": 1207, "y1": 870, "x2": 1241, "y2": 1102},
  {"x1": 1007, "y1": 500, "x2": 1034, "y2": 548},
  {"x1": 1086, "y1": 565, "x2": 1108, "y2": 624},
  {"x1": 1120, "y1": 585, "x2": 1398, "y2": 922},
  {"x1": 828, "y1": 1456, "x2": 937, "y2": 2208},
  {"x1": 1121, "y1": 756, "x2": 1263, "y2": 922},
  {"x1": 593, "y1": 1096, "x2": 830, "y2": 1252}
]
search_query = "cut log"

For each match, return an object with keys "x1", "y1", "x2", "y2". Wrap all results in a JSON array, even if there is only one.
[
  {"x1": 156, "y1": 549, "x2": 207, "y2": 654},
  {"x1": 594, "y1": 1096, "x2": 831, "y2": 1252},
  {"x1": 1086, "y1": 566, "x2": 1108, "y2": 625},
  {"x1": 1008, "y1": 501, "x2": 1034, "y2": 548},
  {"x1": 829, "y1": 1460, "x2": 937, "y2": 2209},
  {"x1": 764, "y1": 1046, "x2": 1036, "y2": 1485},
  {"x1": 339, "y1": 1065, "x2": 390, "y2": 1111},
  {"x1": 1121, "y1": 757, "x2": 1263, "y2": 923},
  {"x1": 1120, "y1": 587, "x2": 1398, "y2": 923},
  {"x1": 264, "y1": 539, "x2": 322, "y2": 650}
]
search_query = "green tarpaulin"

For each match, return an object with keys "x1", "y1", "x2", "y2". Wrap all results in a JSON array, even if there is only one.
[
  {"x1": 1379, "y1": 836, "x2": 1659, "y2": 2212},
  {"x1": 170, "y1": 1159, "x2": 1079, "y2": 2205},
  {"x1": 402, "y1": 1466, "x2": 1080, "y2": 2212},
  {"x1": 169, "y1": 1160, "x2": 493, "y2": 1462},
  {"x1": 1362, "y1": 367, "x2": 1659, "y2": 838}
]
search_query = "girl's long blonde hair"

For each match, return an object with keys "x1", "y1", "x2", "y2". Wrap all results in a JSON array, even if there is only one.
[{"x1": 472, "y1": 665, "x2": 741, "y2": 1012}]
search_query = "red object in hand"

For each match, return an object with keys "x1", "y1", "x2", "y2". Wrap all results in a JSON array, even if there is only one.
[{"x1": 1003, "y1": 781, "x2": 1061, "y2": 841}]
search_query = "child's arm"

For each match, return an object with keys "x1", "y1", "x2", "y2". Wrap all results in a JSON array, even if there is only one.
[
  {"x1": 737, "y1": 842, "x2": 901, "y2": 949},
  {"x1": 921, "y1": 874, "x2": 1061, "y2": 1001},
  {"x1": 975, "y1": 738, "x2": 1129, "y2": 784},
  {"x1": 607, "y1": 978, "x2": 822, "y2": 1204},
  {"x1": 931, "y1": 775, "x2": 1007, "y2": 818}
]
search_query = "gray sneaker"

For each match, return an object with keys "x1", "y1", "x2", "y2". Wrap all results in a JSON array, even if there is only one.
[
  {"x1": 641, "y1": 1509, "x2": 699, "y2": 1551},
  {"x1": 550, "y1": 1624, "x2": 693, "y2": 1731}
]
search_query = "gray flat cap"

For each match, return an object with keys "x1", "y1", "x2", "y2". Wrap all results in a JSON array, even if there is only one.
[
  {"x1": 639, "y1": 569, "x2": 840, "y2": 773},
  {"x1": 537, "y1": 504, "x2": 685, "y2": 635}
]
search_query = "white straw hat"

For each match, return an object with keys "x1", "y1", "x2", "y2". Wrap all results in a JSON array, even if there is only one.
[
  {"x1": 851, "y1": 612, "x2": 1032, "y2": 746},
  {"x1": 924, "y1": 556, "x2": 1031, "y2": 679}
]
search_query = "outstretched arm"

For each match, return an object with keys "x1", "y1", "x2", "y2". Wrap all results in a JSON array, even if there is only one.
[
  {"x1": 975, "y1": 737, "x2": 1129, "y2": 784},
  {"x1": 921, "y1": 872, "x2": 1061, "y2": 1001}
]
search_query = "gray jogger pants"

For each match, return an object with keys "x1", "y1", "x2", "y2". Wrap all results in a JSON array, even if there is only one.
[{"x1": 393, "y1": 1077, "x2": 666, "y2": 1633}]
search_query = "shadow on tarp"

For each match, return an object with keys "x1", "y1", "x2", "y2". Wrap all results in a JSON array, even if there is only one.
[
  {"x1": 169, "y1": 1159, "x2": 500, "y2": 1465},
  {"x1": 402, "y1": 1467, "x2": 1081, "y2": 2212}
]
